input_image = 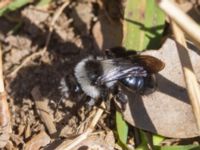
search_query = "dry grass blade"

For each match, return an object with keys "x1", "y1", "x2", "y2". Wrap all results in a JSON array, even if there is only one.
[
  {"x1": 55, "y1": 102, "x2": 105, "y2": 150},
  {"x1": 31, "y1": 86, "x2": 57, "y2": 136},
  {"x1": 0, "y1": 43, "x2": 11, "y2": 148},
  {"x1": 157, "y1": 0, "x2": 200, "y2": 47},
  {"x1": 171, "y1": 21, "x2": 200, "y2": 131}
]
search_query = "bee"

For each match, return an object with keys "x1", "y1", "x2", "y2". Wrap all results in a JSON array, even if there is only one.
[{"x1": 60, "y1": 47, "x2": 165, "y2": 109}]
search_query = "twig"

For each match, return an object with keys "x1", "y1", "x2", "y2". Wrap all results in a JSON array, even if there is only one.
[
  {"x1": 25, "y1": 118, "x2": 31, "y2": 139},
  {"x1": 76, "y1": 110, "x2": 96, "y2": 134},
  {"x1": 55, "y1": 102, "x2": 106, "y2": 150},
  {"x1": 157, "y1": 0, "x2": 200, "y2": 47},
  {"x1": 0, "y1": 45, "x2": 4, "y2": 94},
  {"x1": 8, "y1": 50, "x2": 45, "y2": 77},
  {"x1": 0, "y1": 44, "x2": 11, "y2": 148},
  {"x1": 31, "y1": 86, "x2": 57, "y2": 135},
  {"x1": 171, "y1": 20, "x2": 200, "y2": 131},
  {"x1": 43, "y1": 0, "x2": 70, "y2": 52},
  {"x1": 7, "y1": 0, "x2": 70, "y2": 77}
]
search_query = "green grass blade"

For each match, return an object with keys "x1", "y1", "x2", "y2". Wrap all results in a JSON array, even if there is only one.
[
  {"x1": 153, "y1": 135, "x2": 165, "y2": 146},
  {"x1": 116, "y1": 111, "x2": 129, "y2": 149},
  {"x1": 0, "y1": 0, "x2": 30, "y2": 16},
  {"x1": 123, "y1": 0, "x2": 165, "y2": 51},
  {"x1": 154, "y1": 145, "x2": 200, "y2": 150},
  {"x1": 122, "y1": 0, "x2": 166, "y2": 149},
  {"x1": 135, "y1": 130, "x2": 149, "y2": 150},
  {"x1": 36, "y1": 0, "x2": 52, "y2": 7}
]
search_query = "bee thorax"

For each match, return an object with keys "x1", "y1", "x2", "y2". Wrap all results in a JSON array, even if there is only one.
[{"x1": 74, "y1": 56, "x2": 102, "y2": 99}]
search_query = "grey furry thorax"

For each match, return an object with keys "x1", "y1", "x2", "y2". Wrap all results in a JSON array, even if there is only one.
[{"x1": 74, "y1": 56, "x2": 116, "y2": 99}]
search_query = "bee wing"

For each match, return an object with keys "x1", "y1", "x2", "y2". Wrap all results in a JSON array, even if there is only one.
[
  {"x1": 132, "y1": 55, "x2": 165, "y2": 73},
  {"x1": 96, "y1": 59, "x2": 147, "y2": 85}
]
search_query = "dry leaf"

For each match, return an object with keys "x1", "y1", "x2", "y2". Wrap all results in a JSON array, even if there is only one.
[
  {"x1": 70, "y1": 2, "x2": 93, "y2": 35},
  {"x1": 22, "y1": 6, "x2": 49, "y2": 26},
  {"x1": 93, "y1": 15, "x2": 123, "y2": 50},
  {"x1": 123, "y1": 38, "x2": 200, "y2": 138}
]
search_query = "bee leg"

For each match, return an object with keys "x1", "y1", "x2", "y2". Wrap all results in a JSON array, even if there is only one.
[
  {"x1": 59, "y1": 77, "x2": 70, "y2": 98},
  {"x1": 100, "y1": 87, "x2": 112, "y2": 110},
  {"x1": 85, "y1": 97, "x2": 104, "y2": 111},
  {"x1": 116, "y1": 92, "x2": 128, "y2": 111},
  {"x1": 111, "y1": 85, "x2": 128, "y2": 111},
  {"x1": 116, "y1": 89, "x2": 128, "y2": 111},
  {"x1": 59, "y1": 75, "x2": 83, "y2": 103},
  {"x1": 86, "y1": 97, "x2": 96, "y2": 107}
]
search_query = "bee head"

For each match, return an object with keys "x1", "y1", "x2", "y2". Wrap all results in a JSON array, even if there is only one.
[{"x1": 84, "y1": 60, "x2": 103, "y2": 84}]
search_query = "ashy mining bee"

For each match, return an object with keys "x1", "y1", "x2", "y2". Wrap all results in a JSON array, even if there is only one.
[{"x1": 59, "y1": 47, "x2": 165, "y2": 109}]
